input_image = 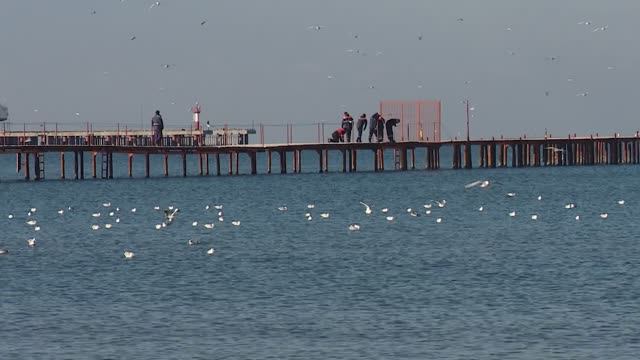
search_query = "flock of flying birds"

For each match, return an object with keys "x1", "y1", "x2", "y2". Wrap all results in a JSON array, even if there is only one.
[{"x1": 0, "y1": 179, "x2": 626, "y2": 258}]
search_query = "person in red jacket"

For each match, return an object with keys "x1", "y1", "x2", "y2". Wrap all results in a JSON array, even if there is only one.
[{"x1": 328, "y1": 127, "x2": 346, "y2": 142}]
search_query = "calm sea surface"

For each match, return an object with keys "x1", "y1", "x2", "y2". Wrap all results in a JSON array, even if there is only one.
[{"x1": 1, "y1": 151, "x2": 640, "y2": 359}]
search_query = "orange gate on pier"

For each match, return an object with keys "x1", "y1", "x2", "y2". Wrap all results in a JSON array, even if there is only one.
[{"x1": 379, "y1": 100, "x2": 441, "y2": 142}]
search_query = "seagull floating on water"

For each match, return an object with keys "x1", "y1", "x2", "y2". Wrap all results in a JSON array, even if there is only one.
[
  {"x1": 359, "y1": 202, "x2": 372, "y2": 215},
  {"x1": 91, "y1": 224, "x2": 100, "y2": 230},
  {"x1": 348, "y1": 224, "x2": 361, "y2": 231},
  {"x1": 599, "y1": 213, "x2": 608, "y2": 219},
  {"x1": 207, "y1": 247, "x2": 215, "y2": 255},
  {"x1": 320, "y1": 213, "x2": 330, "y2": 219},
  {"x1": 123, "y1": 250, "x2": 135, "y2": 259},
  {"x1": 27, "y1": 238, "x2": 36, "y2": 248},
  {"x1": 509, "y1": 211, "x2": 516, "y2": 217},
  {"x1": 277, "y1": 206, "x2": 288, "y2": 212},
  {"x1": 231, "y1": 220, "x2": 241, "y2": 226}
]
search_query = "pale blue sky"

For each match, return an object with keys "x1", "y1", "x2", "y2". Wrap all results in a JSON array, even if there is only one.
[{"x1": 1, "y1": 0, "x2": 638, "y2": 142}]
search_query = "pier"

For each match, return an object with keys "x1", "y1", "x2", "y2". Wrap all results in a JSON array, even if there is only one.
[{"x1": 2, "y1": 130, "x2": 640, "y2": 181}]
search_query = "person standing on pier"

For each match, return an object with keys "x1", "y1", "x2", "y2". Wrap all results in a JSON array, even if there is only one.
[
  {"x1": 385, "y1": 118, "x2": 400, "y2": 143},
  {"x1": 368, "y1": 112, "x2": 380, "y2": 142},
  {"x1": 356, "y1": 114, "x2": 367, "y2": 142},
  {"x1": 151, "y1": 110, "x2": 164, "y2": 146},
  {"x1": 376, "y1": 115, "x2": 386, "y2": 142},
  {"x1": 341, "y1": 112, "x2": 354, "y2": 142}
]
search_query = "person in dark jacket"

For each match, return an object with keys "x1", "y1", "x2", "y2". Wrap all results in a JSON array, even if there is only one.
[
  {"x1": 151, "y1": 110, "x2": 164, "y2": 145},
  {"x1": 385, "y1": 118, "x2": 400, "y2": 143},
  {"x1": 368, "y1": 112, "x2": 380, "y2": 142},
  {"x1": 328, "y1": 127, "x2": 346, "y2": 142},
  {"x1": 355, "y1": 114, "x2": 367, "y2": 142},
  {"x1": 376, "y1": 115, "x2": 386, "y2": 142},
  {"x1": 341, "y1": 112, "x2": 354, "y2": 142}
]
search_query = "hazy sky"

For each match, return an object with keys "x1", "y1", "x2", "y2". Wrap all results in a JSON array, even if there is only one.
[{"x1": 1, "y1": 0, "x2": 639, "y2": 142}]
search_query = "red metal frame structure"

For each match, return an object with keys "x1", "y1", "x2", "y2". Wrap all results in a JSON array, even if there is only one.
[{"x1": 379, "y1": 100, "x2": 441, "y2": 142}]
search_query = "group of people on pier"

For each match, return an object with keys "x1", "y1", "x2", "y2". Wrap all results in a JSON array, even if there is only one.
[{"x1": 329, "y1": 112, "x2": 400, "y2": 144}]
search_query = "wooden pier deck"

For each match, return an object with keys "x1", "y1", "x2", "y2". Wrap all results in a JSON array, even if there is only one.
[{"x1": 2, "y1": 133, "x2": 640, "y2": 181}]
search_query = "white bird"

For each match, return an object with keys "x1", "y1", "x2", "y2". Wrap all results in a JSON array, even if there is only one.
[
  {"x1": 359, "y1": 202, "x2": 372, "y2": 215},
  {"x1": 231, "y1": 220, "x2": 241, "y2": 226},
  {"x1": 436, "y1": 200, "x2": 446, "y2": 208},
  {"x1": 426, "y1": 210, "x2": 432, "y2": 215},
  {"x1": 131, "y1": 208, "x2": 137, "y2": 213},
  {"x1": 406, "y1": 208, "x2": 413, "y2": 213},
  {"x1": 115, "y1": 218, "x2": 120, "y2": 223},
  {"x1": 214, "y1": 205, "x2": 223, "y2": 210},
  {"x1": 537, "y1": 195, "x2": 542, "y2": 201},
  {"x1": 218, "y1": 217, "x2": 224, "y2": 222},
  {"x1": 531, "y1": 214, "x2": 538, "y2": 220},
  {"x1": 307, "y1": 204, "x2": 315, "y2": 209},
  {"x1": 8, "y1": 214, "x2": 13, "y2": 219},
  {"x1": 123, "y1": 250, "x2": 135, "y2": 259},
  {"x1": 27, "y1": 211, "x2": 32, "y2": 217},
  {"x1": 509, "y1": 211, "x2": 516, "y2": 217},
  {"x1": 205, "y1": 205, "x2": 210, "y2": 210},
  {"x1": 423, "y1": 204, "x2": 432, "y2": 209},
  {"x1": 207, "y1": 247, "x2": 215, "y2": 255},
  {"x1": 306, "y1": 215, "x2": 313, "y2": 221},
  {"x1": 168, "y1": 206, "x2": 174, "y2": 210},
  {"x1": 575, "y1": 215, "x2": 580, "y2": 221},
  {"x1": 105, "y1": 224, "x2": 113, "y2": 229},
  {"x1": 155, "y1": 224, "x2": 162, "y2": 230},
  {"x1": 617, "y1": 200, "x2": 625, "y2": 205},
  {"x1": 34, "y1": 226, "x2": 40, "y2": 231},
  {"x1": 564, "y1": 203, "x2": 576, "y2": 209},
  {"x1": 348, "y1": 224, "x2": 360, "y2": 231},
  {"x1": 192, "y1": 221, "x2": 198, "y2": 226},
  {"x1": 161, "y1": 222, "x2": 167, "y2": 228},
  {"x1": 217, "y1": 211, "x2": 223, "y2": 217},
  {"x1": 0, "y1": 248, "x2": 8, "y2": 255},
  {"x1": 91, "y1": 224, "x2": 100, "y2": 230},
  {"x1": 149, "y1": 1, "x2": 160, "y2": 10},
  {"x1": 506, "y1": 193, "x2": 516, "y2": 198},
  {"x1": 203, "y1": 223, "x2": 214, "y2": 229},
  {"x1": 30, "y1": 208, "x2": 37, "y2": 213},
  {"x1": 92, "y1": 213, "x2": 101, "y2": 218},
  {"x1": 409, "y1": 211, "x2": 418, "y2": 217},
  {"x1": 479, "y1": 180, "x2": 490, "y2": 188},
  {"x1": 27, "y1": 238, "x2": 36, "y2": 248},
  {"x1": 320, "y1": 213, "x2": 330, "y2": 219},
  {"x1": 599, "y1": 213, "x2": 608, "y2": 219},
  {"x1": 478, "y1": 206, "x2": 484, "y2": 212},
  {"x1": 103, "y1": 202, "x2": 111, "y2": 207},
  {"x1": 386, "y1": 216, "x2": 394, "y2": 221},
  {"x1": 109, "y1": 212, "x2": 115, "y2": 217},
  {"x1": 154, "y1": 206, "x2": 160, "y2": 210},
  {"x1": 277, "y1": 206, "x2": 288, "y2": 212},
  {"x1": 188, "y1": 239, "x2": 200, "y2": 246},
  {"x1": 436, "y1": 217, "x2": 442, "y2": 223},
  {"x1": 26, "y1": 220, "x2": 37, "y2": 226},
  {"x1": 57, "y1": 209, "x2": 64, "y2": 215},
  {"x1": 465, "y1": 180, "x2": 481, "y2": 189}
]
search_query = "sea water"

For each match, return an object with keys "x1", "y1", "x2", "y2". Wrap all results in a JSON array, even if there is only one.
[{"x1": 1, "y1": 152, "x2": 640, "y2": 359}]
